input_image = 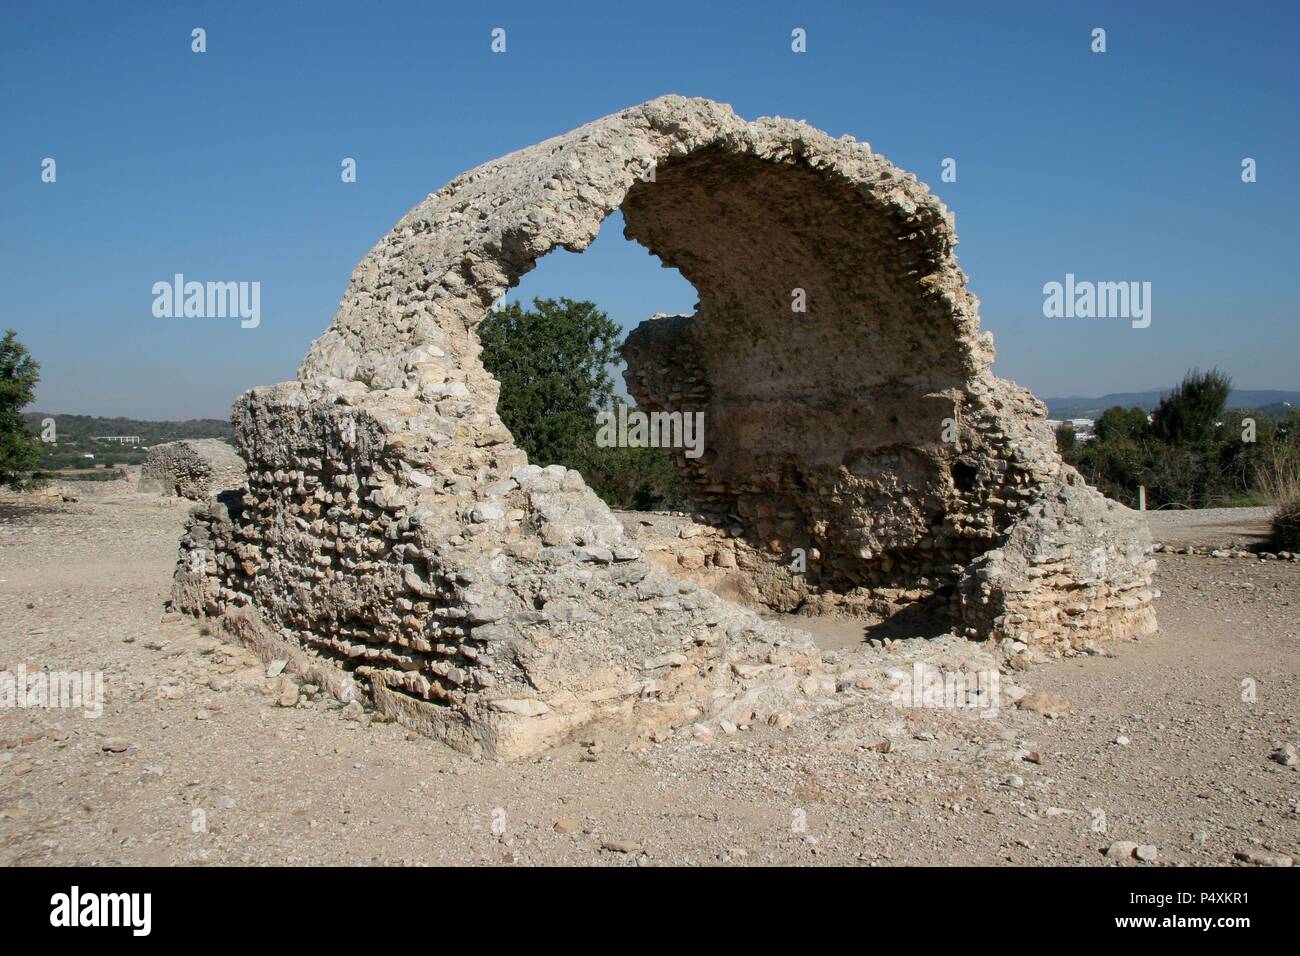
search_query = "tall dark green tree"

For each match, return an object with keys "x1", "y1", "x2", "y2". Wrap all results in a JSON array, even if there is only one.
[
  {"x1": 0, "y1": 329, "x2": 42, "y2": 490},
  {"x1": 1150, "y1": 368, "x2": 1232, "y2": 445}
]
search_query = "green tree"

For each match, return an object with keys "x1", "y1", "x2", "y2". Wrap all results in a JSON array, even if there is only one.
[
  {"x1": 1214, "y1": 409, "x2": 1277, "y2": 505},
  {"x1": 1094, "y1": 406, "x2": 1149, "y2": 442},
  {"x1": 477, "y1": 298, "x2": 686, "y2": 510},
  {"x1": 478, "y1": 297, "x2": 620, "y2": 465},
  {"x1": 1150, "y1": 368, "x2": 1232, "y2": 445},
  {"x1": 1063, "y1": 369, "x2": 1284, "y2": 510},
  {"x1": 0, "y1": 330, "x2": 42, "y2": 490},
  {"x1": 569, "y1": 429, "x2": 689, "y2": 511},
  {"x1": 1069, "y1": 433, "x2": 1146, "y2": 504},
  {"x1": 1054, "y1": 423, "x2": 1076, "y2": 453}
]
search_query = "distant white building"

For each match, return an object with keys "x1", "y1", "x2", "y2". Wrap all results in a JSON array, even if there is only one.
[{"x1": 1047, "y1": 418, "x2": 1096, "y2": 441}]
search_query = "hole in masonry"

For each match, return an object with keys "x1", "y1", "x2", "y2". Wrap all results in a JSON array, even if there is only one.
[
  {"x1": 472, "y1": 147, "x2": 1008, "y2": 635},
  {"x1": 480, "y1": 210, "x2": 697, "y2": 513},
  {"x1": 952, "y1": 460, "x2": 979, "y2": 494}
]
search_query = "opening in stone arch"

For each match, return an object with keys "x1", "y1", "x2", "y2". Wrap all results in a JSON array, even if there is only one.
[
  {"x1": 476, "y1": 212, "x2": 696, "y2": 514},
  {"x1": 173, "y1": 96, "x2": 1157, "y2": 758},
  {"x1": 616, "y1": 146, "x2": 985, "y2": 627}
]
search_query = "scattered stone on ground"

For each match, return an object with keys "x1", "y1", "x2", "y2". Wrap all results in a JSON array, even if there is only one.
[{"x1": 0, "y1": 495, "x2": 1294, "y2": 865}]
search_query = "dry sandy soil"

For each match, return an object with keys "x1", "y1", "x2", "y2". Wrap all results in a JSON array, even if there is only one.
[
  {"x1": 0, "y1": 494, "x2": 1296, "y2": 866},
  {"x1": 1144, "y1": 506, "x2": 1275, "y2": 550}
]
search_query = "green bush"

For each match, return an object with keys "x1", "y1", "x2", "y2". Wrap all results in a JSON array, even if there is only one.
[
  {"x1": 1269, "y1": 497, "x2": 1300, "y2": 549},
  {"x1": 1256, "y1": 439, "x2": 1300, "y2": 550}
]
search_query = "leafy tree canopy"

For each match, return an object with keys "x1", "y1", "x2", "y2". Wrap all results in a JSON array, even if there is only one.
[
  {"x1": 0, "y1": 329, "x2": 42, "y2": 490},
  {"x1": 1094, "y1": 406, "x2": 1150, "y2": 443},
  {"x1": 1150, "y1": 367, "x2": 1232, "y2": 445},
  {"x1": 477, "y1": 298, "x2": 685, "y2": 510}
]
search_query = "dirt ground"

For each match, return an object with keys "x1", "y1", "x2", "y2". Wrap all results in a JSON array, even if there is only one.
[
  {"x1": 1144, "y1": 506, "x2": 1275, "y2": 550},
  {"x1": 0, "y1": 495, "x2": 1295, "y2": 866}
]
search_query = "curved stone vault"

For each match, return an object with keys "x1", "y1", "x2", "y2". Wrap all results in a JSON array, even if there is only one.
[{"x1": 173, "y1": 96, "x2": 1157, "y2": 757}]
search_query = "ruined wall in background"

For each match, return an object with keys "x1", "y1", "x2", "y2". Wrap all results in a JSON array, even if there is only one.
[{"x1": 139, "y1": 439, "x2": 247, "y2": 500}]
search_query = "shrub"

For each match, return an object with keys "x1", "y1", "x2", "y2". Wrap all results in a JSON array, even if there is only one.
[{"x1": 1256, "y1": 439, "x2": 1300, "y2": 550}]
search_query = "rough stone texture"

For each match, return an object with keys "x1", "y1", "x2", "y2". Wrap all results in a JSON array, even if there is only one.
[
  {"x1": 140, "y1": 439, "x2": 246, "y2": 500},
  {"x1": 171, "y1": 96, "x2": 1156, "y2": 758}
]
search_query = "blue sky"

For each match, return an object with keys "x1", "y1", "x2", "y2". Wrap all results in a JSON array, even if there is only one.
[{"x1": 2, "y1": 0, "x2": 1296, "y2": 419}]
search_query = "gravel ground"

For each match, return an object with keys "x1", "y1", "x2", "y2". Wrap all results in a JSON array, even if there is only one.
[
  {"x1": 0, "y1": 496, "x2": 1295, "y2": 866},
  {"x1": 1143, "y1": 507, "x2": 1273, "y2": 549}
]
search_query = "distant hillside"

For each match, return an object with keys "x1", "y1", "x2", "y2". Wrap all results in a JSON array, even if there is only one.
[
  {"x1": 1045, "y1": 389, "x2": 1300, "y2": 421},
  {"x1": 22, "y1": 412, "x2": 233, "y2": 471}
]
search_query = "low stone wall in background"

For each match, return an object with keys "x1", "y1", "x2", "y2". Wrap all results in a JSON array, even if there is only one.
[{"x1": 140, "y1": 439, "x2": 246, "y2": 500}]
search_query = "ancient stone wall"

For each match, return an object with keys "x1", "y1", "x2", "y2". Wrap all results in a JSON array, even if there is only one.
[
  {"x1": 621, "y1": 323, "x2": 1156, "y2": 642},
  {"x1": 140, "y1": 439, "x2": 246, "y2": 500},
  {"x1": 172, "y1": 96, "x2": 1156, "y2": 757},
  {"x1": 174, "y1": 382, "x2": 828, "y2": 757}
]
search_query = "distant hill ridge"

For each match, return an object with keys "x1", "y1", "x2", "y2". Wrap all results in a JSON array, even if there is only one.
[
  {"x1": 21, "y1": 412, "x2": 233, "y2": 470},
  {"x1": 1045, "y1": 389, "x2": 1300, "y2": 421},
  {"x1": 23, "y1": 412, "x2": 232, "y2": 439}
]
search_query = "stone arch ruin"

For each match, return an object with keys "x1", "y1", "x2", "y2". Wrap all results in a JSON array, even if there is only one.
[{"x1": 173, "y1": 96, "x2": 1156, "y2": 758}]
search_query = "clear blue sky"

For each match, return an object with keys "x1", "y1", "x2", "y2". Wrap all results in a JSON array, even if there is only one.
[{"x1": 2, "y1": 0, "x2": 1296, "y2": 419}]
